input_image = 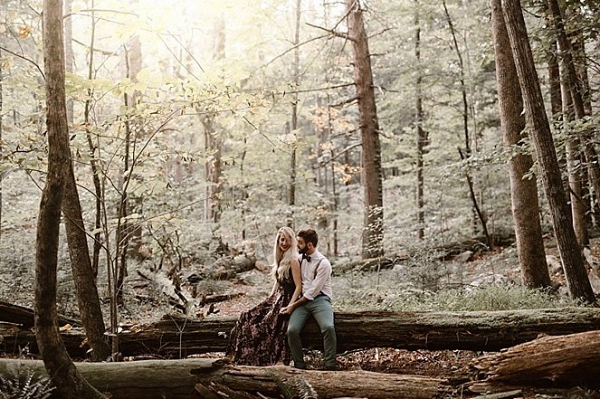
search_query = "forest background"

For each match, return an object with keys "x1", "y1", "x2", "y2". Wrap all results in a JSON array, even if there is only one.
[{"x1": 1, "y1": 0, "x2": 599, "y2": 312}]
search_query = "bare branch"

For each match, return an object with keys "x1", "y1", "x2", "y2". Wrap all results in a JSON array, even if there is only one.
[
  {"x1": 0, "y1": 46, "x2": 45, "y2": 79},
  {"x1": 306, "y1": 22, "x2": 356, "y2": 42}
]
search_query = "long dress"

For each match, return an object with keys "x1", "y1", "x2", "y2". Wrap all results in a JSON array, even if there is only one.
[{"x1": 226, "y1": 270, "x2": 295, "y2": 365}]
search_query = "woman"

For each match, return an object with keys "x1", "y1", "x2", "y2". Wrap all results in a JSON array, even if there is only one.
[{"x1": 226, "y1": 226, "x2": 302, "y2": 365}]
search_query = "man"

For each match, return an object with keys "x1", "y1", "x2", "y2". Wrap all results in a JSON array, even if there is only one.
[{"x1": 281, "y1": 227, "x2": 337, "y2": 370}]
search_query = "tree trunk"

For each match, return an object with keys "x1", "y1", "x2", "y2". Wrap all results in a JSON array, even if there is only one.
[
  {"x1": 63, "y1": 170, "x2": 112, "y2": 361},
  {"x1": 204, "y1": 16, "x2": 225, "y2": 227},
  {"x1": 346, "y1": 0, "x2": 384, "y2": 259},
  {"x1": 546, "y1": 0, "x2": 600, "y2": 213},
  {"x1": 415, "y1": 0, "x2": 427, "y2": 241},
  {"x1": 501, "y1": 0, "x2": 595, "y2": 303},
  {"x1": 491, "y1": 0, "x2": 550, "y2": 288},
  {"x1": 84, "y1": 0, "x2": 102, "y2": 280},
  {"x1": 36, "y1": 1, "x2": 105, "y2": 397},
  {"x1": 8, "y1": 308, "x2": 600, "y2": 358},
  {"x1": 0, "y1": 47, "x2": 3, "y2": 244},
  {"x1": 287, "y1": 0, "x2": 301, "y2": 229},
  {"x1": 63, "y1": 0, "x2": 74, "y2": 122},
  {"x1": 471, "y1": 330, "x2": 600, "y2": 393},
  {"x1": 443, "y1": 0, "x2": 491, "y2": 247},
  {"x1": 0, "y1": 358, "x2": 452, "y2": 399},
  {"x1": 562, "y1": 81, "x2": 588, "y2": 247}
]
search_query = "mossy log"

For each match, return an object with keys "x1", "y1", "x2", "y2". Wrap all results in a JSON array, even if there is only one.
[
  {"x1": 470, "y1": 330, "x2": 600, "y2": 393},
  {"x1": 0, "y1": 358, "x2": 452, "y2": 399},
  {"x1": 4, "y1": 308, "x2": 600, "y2": 359}
]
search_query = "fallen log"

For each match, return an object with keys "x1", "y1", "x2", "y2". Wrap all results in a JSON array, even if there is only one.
[
  {"x1": 0, "y1": 300, "x2": 79, "y2": 327},
  {"x1": 470, "y1": 330, "x2": 600, "y2": 392},
  {"x1": 0, "y1": 358, "x2": 453, "y2": 399},
  {"x1": 3, "y1": 307, "x2": 600, "y2": 359}
]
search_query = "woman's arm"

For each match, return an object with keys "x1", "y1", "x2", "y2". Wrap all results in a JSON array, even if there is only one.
[{"x1": 288, "y1": 259, "x2": 302, "y2": 305}]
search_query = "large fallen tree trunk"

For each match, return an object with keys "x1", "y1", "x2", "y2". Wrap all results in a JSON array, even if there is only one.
[
  {"x1": 0, "y1": 358, "x2": 453, "y2": 399},
  {"x1": 3, "y1": 308, "x2": 600, "y2": 359},
  {"x1": 470, "y1": 330, "x2": 600, "y2": 393},
  {"x1": 0, "y1": 300, "x2": 79, "y2": 327}
]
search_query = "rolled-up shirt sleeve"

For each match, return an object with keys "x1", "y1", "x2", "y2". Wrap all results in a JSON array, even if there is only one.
[{"x1": 303, "y1": 260, "x2": 332, "y2": 300}]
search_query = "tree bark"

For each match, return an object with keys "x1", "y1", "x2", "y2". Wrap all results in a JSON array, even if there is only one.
[
  {"x1": 491, "y1": 0, "x2": 550, "y2": 288},
  {"x1": 346, "y1": 0, "x2": 384, "y2": 259},
  {"x1": 562, "y1": 82, "x2": 588, "y2": 247},
  {"x1": 287, "y1": 0, "x2": 301, "y2": 229},
  {"x1": 0, "y1": 47, "x2": 3, "y2": 244},
  {"x1": 36, "y1": 0, "x2": 105, "y2": 397},
  {"x1": 0, "y1": 358, "x2": 452, "y2": 399},
  {"x1": 501, "y1": 0, "x2": 595, "y2": 303},
  {"x1": 471, "y1": 330, "x2": 600, "y2": 392},
  {"x1": 63, "y1": 170, "x2": 112, "y2": 361},
  {"x1": 7, "y1": 308, "x2": 600, "y2": 358},
  {"x1": 546, "y1": 0, "x2": 600, "y2": 213},
  {"x1": 415, "y1": 0, "x2": 427, "y2": 241}
]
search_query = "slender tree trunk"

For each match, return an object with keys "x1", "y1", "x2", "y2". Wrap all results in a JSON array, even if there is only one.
[
  {"x1": 36, "y1": 1, "x2": 105, "y2": 396},
  {"x1": 415, "y1": 0, "x2": 427, "y2": 240},
  {"x1": 546, "y1": 0, "x2": 600, "y2": 211},
  {"x1": 328, "y1": 101, "x2": 339, "y2": 257},
  {"x1": 84, "y1": 1, "x2": 102, "y2": 279},
  {"x1": 0, "y1": 48, "x2": 3, "y2": 244},
  {"x1": 346, "y1": 0, "x2": 384, "y2": 259},
  {"x1": 203, "y1": 18, "x2": 225, "y2": 230},
  {"x1": 287, "y1": 0, "x2": 301, "y2": 229},
  {"x1": 562, "y1": 81, "x2": 588, "y2": 247},
  {"x1": 63, "y1": 0, "x2": 74, "y2": 122},
  {"x1": 491, "y1": 0, "x2": 550, "y2": 288},
  {"x1": 443, "y1": 0, "x2": 492, "y2": 247},
  {"x1": 501, "y1": 0, "x2": 595, "y2": 303},
  {"x1": 59, "y1": 0, "x2": 111, "y2": 361}
]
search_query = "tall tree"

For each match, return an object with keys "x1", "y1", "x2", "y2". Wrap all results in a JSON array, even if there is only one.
[
  {"x1": 346, "y1": 0, "x2": 384, "y2": 259},
  {"x1": 562, "y1": 78, "x2": 588, "y2": 247},
  {"x1": 501, "y1": 0, "x2": 595, "y2": 302},
  {"x1": 84, "y1": 0, "x2": 103, "y2": 278},
  {"x1": 414, "y1": 0, "x2": 427, "y2": 240},
  {"x1": 203, "y1": 15, "x2": 226, "y2": 227},
  {"x1": 443, "y1": 0, "x2": 491, "y2": 247},
  {"x1": 546, "y1": 0, "x2": 600, "y2": 211},
  {"x1": 491, "y1": 0, "x2": 550, "y2": 288},
  {"x1": 287, "y1": 0, "x2": 301, "y2": 229},
  {"x1": 0, "y1": 47, "x2": 3, "y2": 244},
  {"x1": 35, "y1": 0, "x2": 106, "y2": 396},
  {"x1": 61, "y1": 0, "x2": 111, "y2": 361}
]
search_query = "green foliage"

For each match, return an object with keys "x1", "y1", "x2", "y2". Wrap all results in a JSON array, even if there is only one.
[
  {"x1": 334, "y1": 268, "x2": 578, "y2": 312},
  {"x1": 0, "y1": 369, "x2": 54, "y2": 399}
]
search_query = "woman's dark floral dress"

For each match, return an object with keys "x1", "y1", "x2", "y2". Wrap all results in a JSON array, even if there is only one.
[{"x1": 226, "y1": 270, "x2": 295, "y2": 365}]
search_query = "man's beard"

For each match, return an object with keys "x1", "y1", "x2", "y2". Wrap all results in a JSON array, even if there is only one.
[{"x1": 298, "y1": 247, "x2": 307, "y2": 254}]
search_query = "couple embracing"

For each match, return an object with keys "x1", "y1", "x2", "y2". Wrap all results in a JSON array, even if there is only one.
[{"x1": 226, "y1": 227, "x2": 337, "y2": 370}]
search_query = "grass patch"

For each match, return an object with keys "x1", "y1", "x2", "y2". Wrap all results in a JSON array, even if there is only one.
[{"x1": 333, "y1": 269, "x2": 579, "y2": 312}]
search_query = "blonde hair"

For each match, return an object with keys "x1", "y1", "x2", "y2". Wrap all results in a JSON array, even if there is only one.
[{"x1": 271, "y1": 226, "x2": 298, "y2": 280}]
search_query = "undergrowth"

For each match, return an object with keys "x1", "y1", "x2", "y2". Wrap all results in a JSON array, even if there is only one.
[
  {"x1": 334, "y1": 269, "x2": 579, "y2": 312},
  {"x1": 0, "y1": 369, "x2": 54, "y2": 399}
]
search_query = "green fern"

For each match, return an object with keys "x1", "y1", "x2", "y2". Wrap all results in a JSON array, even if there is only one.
[{"x1": 0, "y1": 369, "x2": 54, "y2": 399}]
